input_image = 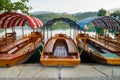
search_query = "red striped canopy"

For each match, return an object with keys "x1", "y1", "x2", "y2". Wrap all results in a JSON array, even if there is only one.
[{"x1": 0, "y1": 12, "x2": 43, "y2": 29}]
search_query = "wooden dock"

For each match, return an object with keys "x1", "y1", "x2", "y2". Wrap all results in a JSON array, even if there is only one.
[{"x1": 0, "y1": 63, "x2": 120, "y2": 80}]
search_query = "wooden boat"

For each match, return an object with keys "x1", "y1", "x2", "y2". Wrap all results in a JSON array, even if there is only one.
[
  {"x1": 0, "y1": 12, "x2": 44, "y2": 67},
  {"x1": 0, "y1": 32, "x2": 43, "y2": 67},
  {"x1": 40, "y1": 34, "x2": 80, "y2": 66},
  {"x1": 76, "y1": 33, "x2": 120, "y2": 65}
]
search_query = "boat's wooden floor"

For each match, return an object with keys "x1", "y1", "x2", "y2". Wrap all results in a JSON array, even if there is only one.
[
  {"x1": 87, "y1": 44, "x2": 120, "y2": 58},
  {"x1": 15, "y1": 43, "x2": 34, "y2": 54},
  {"x1": 44, "y1": 55, "x2": 76, "y2": 59},
  {"x1": 89, "y1": 38, "x2": 120, "y2": 52},
  {"x1": 53, "y1": 46, "x2": 68, "y2": 57},
  {"x1": 0, "y1": 37, "x2": 30, "y2": 53},
  {"x1": 0, "y1": 43, "x2": 34, "y2": 60},
  {"x1": 44, "y1": 38, "x2": 77, "y2": 53}
]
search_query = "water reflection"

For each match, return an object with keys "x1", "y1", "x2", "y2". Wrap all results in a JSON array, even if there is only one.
[{"x1": 0, "y1": 28, "x2": 114, "y2": 42}]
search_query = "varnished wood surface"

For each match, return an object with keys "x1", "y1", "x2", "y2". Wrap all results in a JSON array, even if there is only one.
[
  {"x1": 76, "y1": 34, "x2": 120, "y2": 65},
  {"x1": 65, "y1": 39, "x2": 77, "y2": 53},
  {"x1": 41, "y1": 34, "x2": 80, "y2": 66},
  {"x1": 44, "y1": 38, "x2": 56, "y2": 53},
  {"x1": 0, "y1": 37, "x2": 30, "y2": 53},
  {"x1": 0, "y1": 32, "x2": 43, "y2": 67},
  {"x1": 89, "y1": 38, "x2": 120, "y2": 52}
]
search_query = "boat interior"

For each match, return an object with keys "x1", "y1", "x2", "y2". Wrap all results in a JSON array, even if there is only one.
[
  {"x1": 0, "y1": 31, "x2": 43, "y2": 66},
  {"x1": 42, "y1": 34, "x2": 78, "y2": 59},
  {"x1": 77, "y1": 33, "x2": 120, "y2": 58},
  {"x1": 53, "y1": 39, "x2": 68, "y2": 57}
]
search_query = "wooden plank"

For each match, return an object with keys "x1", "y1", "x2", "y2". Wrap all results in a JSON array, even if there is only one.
[
  {"x1": 44, "y1": 38, "x2": 56, "y2": 53},
  {"x1": 89, "y1": 38, "x2": 120, "y2": 52},
  {"x1": 65, "y1": 39, "x2": 77, "y2": 53},
  {"x1": 0, "y1": 37, "x2": 30, "y2": 53}
]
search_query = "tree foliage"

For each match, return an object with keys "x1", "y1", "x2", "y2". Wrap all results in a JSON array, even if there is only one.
[
  {"x1": 112, "y1": 10, "x2": 120, "y2": 19},
  {"x1": 97, "y1": 8, "x2": 106, "y2": 16},
  {"x1": 73, "y1": 12, "x2": 97, "y2": 20},
  {"x1": 0, "y1": 0, "x2": 32, "y2": 14},
  {"x1": 32, "y1": 12, "x2": 97, "y2": 30},
  {"x1": 96, "y1": 8, "x2": 107, "y2": 35}
]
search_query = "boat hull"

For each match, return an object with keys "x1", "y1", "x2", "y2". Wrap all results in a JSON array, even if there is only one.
[
  {"x1": 0, "y1": 54, "x2": 26, "y2": 67},
  {"x1": 40, "y1": 34, "x2": 80, "y2": 66},
  {"x1": 93, "y1": 54, "x2": 120, "y2": 65},
  {"x1": 41, "y1": 58, "x2": 80, "y2": 66},
  {"x1": 76, "y1": 33, "x2": 120, "y2": 65},
  {"x1": 0, "y1": 32, "x2": 43, "y2": 67}
]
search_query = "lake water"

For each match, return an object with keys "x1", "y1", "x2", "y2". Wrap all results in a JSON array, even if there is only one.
[
  {"x1": 0, "y1": 28, "x2": 79, "y2": 42},
  {"x1": 0, "y1": 28, "x2": 114, "y2": 42}
]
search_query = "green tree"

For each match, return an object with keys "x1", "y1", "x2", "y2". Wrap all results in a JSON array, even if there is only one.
[
  {"x1": 97, "y1": 8, "x2": 106, "y2": 16},
  {"x1": 0, "y1": 0, "x2": 32, "y2": 14},
  {"x1": 96, "y1": 8, "x2": 107, "y2": 35},
  {"x1": 112, "y1": 10, "x2": 120, "y2": 19}
]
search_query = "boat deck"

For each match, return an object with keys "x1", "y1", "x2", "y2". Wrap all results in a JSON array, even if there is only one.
[
  {"x1": 53, "y1": 46, "x2": 68, "y2": 57},
  {"x1": 0, "y1": 37, "x2": 30, "y2": 53},
  {"x1": 41, "y1": 34, "x2": 80, "y2": 66},
  {"x1": 0, "y1": 35, "x2": 43, "y2": 66},
  {"x1": 88, "y1": 44, "x2": 120, "y2": 58},
  {"x1": 89, "y1": 38, "x2": 120, "y2": 52},
  {"x1": 0, "y1": 43, "x2": 33, "y2": 60}
]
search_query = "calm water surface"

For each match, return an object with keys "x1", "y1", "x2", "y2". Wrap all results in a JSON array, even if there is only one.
[{"x1": 0, "y1": 28, "x2": 114, "y2": 42}]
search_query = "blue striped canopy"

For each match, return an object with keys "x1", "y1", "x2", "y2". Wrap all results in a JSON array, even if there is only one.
[
  {"x1": 77, "y1": 17, "x2": 97, "y2": 31},
  {"x1": 77, "y1": 16, "x2": 120, "y2": 31}
]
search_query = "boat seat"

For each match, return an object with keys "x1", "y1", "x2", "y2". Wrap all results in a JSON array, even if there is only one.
[
  {"x1": 0, "y1": 37, "x2": 30, "y2": 53},
  {"x1": 44, "y1": 38, "x2": 56, "y2": 53},
  {"x1": 65, "y1": 39, "x2": 77, "y2": 53}
]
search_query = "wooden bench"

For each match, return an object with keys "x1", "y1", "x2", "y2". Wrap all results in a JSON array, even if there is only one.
[
  {"x1": 65, "y1": 39, "x2": 77, "y2": 53},
  {"x1": 89, "y1": 38, "x2": 120, "y2": 52},
  {"x1": 0, "y1": 37, "x2": 30, "y2": 53},
  {"x1": 44, "y1": 38, "x2": 56, "y2": 53}
]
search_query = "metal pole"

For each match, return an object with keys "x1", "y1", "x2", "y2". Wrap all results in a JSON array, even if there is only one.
[
  {"x1": 43, "y1": 27, "x2": 45, "y2": 42},
  {"x1": 58, "y1": 65, "x2": 61, "y2": 80},
  {"x1": 22, "y1": 26, "x2": 24, "y2": 37},
  {"x1": 12, "y1": 27, "x2": 14, "y2": 33},
  {"x1": 70, "y1": 27, "x2": 71, "y2": 37},
  {"x1": 47, "y1": 27, "x2": 48, "y2": 40},
  {"x1": 37, "y1": 27, "x2": 38, "y2": 32},
  {"x1": 40, "y1": 27, "x2": 41, "y2": 32},
  {"x1": 5, "y1": 27, "x2": 7, "y2": 44},
  {"x1": 51, "y1": 26, "x2": 52, "y2": 37}
]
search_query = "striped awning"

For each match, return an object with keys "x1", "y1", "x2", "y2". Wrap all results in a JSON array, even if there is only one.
[
  {"x1": 78, "y1": 16, "x2": 120, "y2": 30},
  {"x1": 0, "y1": 12, "x2": 43, "y2": 29}
]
